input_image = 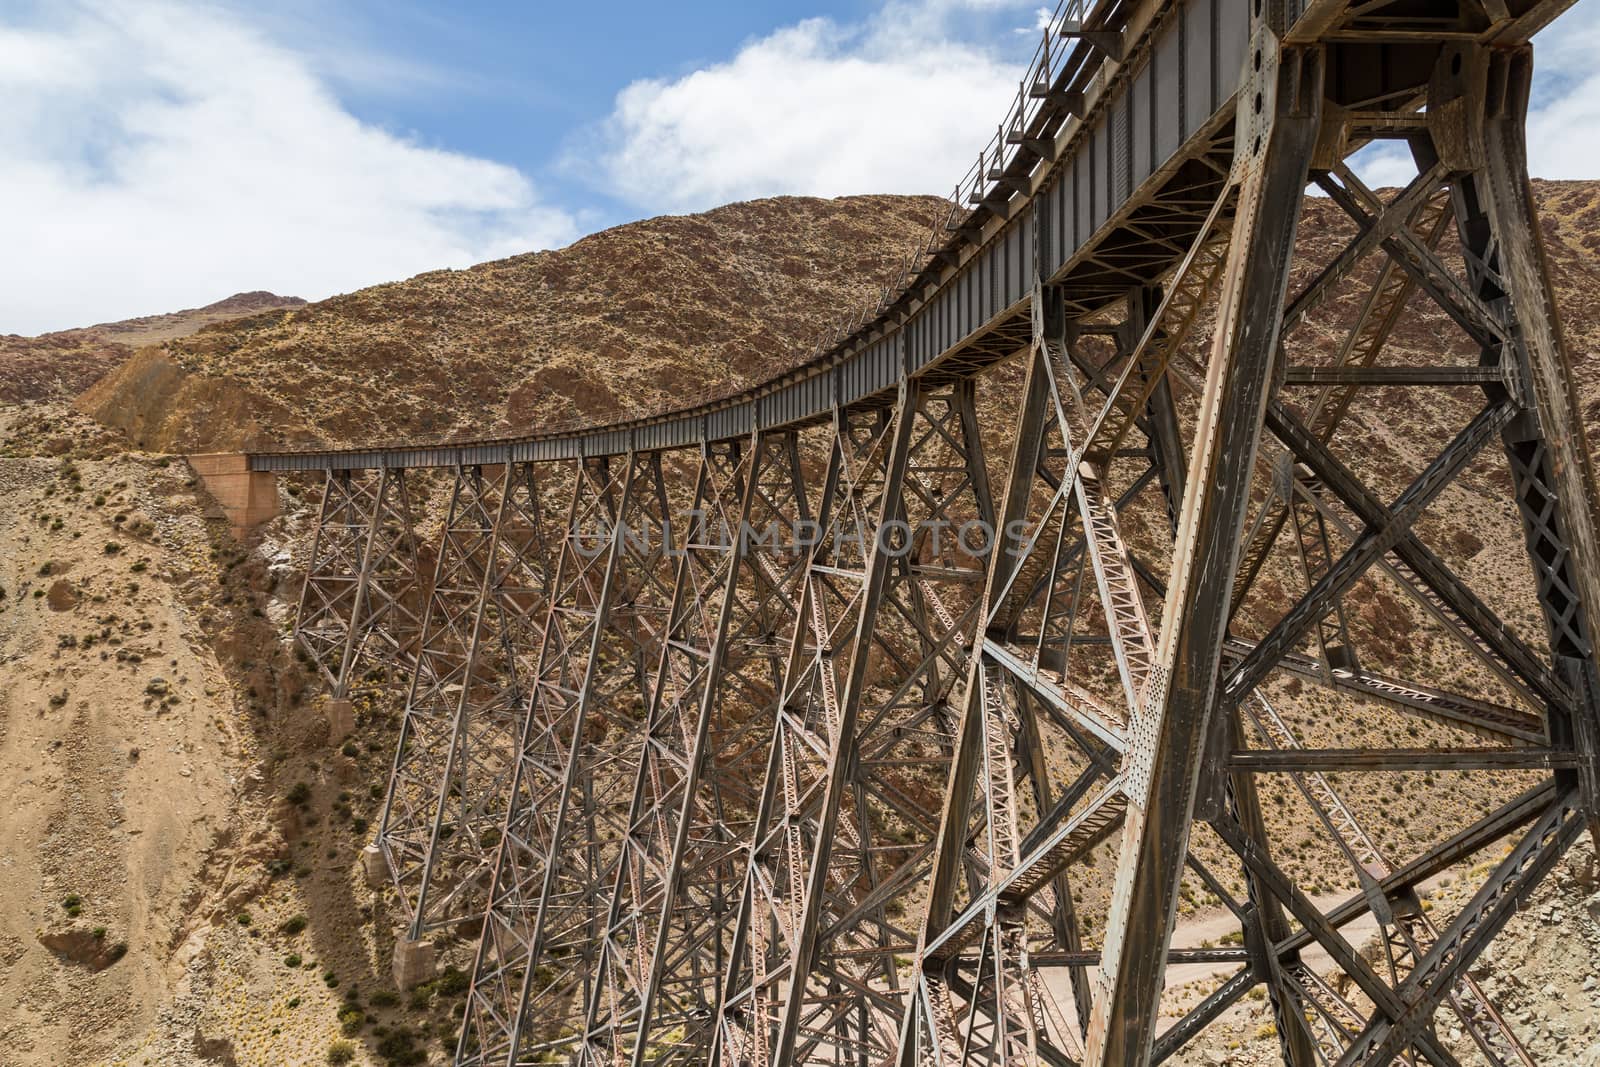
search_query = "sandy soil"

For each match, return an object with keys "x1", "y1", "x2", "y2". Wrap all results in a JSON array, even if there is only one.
[
  {"x1": 0, "y1": 407, "x2": 246, "y2": 1064},
  {"x1": 0, "y1": 406, "x2": 466, "y2": 1067}
]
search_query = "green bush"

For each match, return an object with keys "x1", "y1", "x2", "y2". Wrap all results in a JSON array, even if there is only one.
[
  {"x1": 375, "y1": 1027, "x2": 424, "y2": 1065},
  {"x1": 434, "y1": 966, "x2": 469, "y2": 997},
  {"x1": 326, "y1": 1039, "x2": 357, "y2": 1065}
]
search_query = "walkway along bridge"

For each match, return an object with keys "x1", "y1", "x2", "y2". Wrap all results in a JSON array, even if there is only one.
[{"x1": 204, "y1": 0, "x2": 1600, "y2": 1061}]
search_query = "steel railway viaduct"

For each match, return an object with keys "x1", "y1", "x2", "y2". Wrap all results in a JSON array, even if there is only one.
[{"x1": 202, "y1": 0, "x2": 1600, "y2": 1061}]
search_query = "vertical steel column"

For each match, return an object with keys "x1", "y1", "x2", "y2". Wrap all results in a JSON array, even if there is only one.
[
  {"x1": 1307, "y1": 42, "x2": 1600, "y2": 1065},
  {"x1": 577, "y1": 436, "x2": 760, "y2": 1065},
  {"x1": 376, "y1": 461, "x2": 551, "y2": 939},
  {"x1": 1083, "y1": 42, "x2": 1323, "y2": 1067},
  {"x1": 468, "y1": 449, "x2": 675, "y2": 1066},
  {"x1": 627, "y1": 430, "x2": 813, "y2": 1065},
  {"x1": 1449, "y1": 42, "x2": 1600, "y2": 808},
  {"x1": 712, "y1": 396, "x2": 917, "y2": 1065},
  {"x1": 710, "y1": 422, "x2": 849, "y2": 1067},
  {"x1": 768, "y1": 391, "x2": 914, "y2": 1067},
  {"x1": 714, "y1": 378, "x2": 997, "y2": 1065},
  {"x1": 456, "y1": 455, "x2": 622, "y2": 1067}
]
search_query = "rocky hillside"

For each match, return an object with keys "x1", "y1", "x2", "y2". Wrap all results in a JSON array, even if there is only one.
[
  {"x1": 78, "y1": 195, "x2": 948, "y2": 453},
  {"x1": 0, "y1": 292, "x2": 305, "y2": 405}
]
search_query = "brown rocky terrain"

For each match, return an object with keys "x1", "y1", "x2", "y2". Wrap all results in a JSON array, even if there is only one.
[
  {"x1": 78, "y1": 195, "x2": 948, "y2": 452},
  {"x1": 0, "y1": 183, "x2": 1597, "y2": 1066},
  {"x1": 0, "y1": 293, "x2": 305, "y2": 406}
]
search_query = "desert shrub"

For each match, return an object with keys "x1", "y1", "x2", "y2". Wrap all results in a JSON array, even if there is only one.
[{"x1": 434, "y1": 966, "x2": 469, "y2": 997}]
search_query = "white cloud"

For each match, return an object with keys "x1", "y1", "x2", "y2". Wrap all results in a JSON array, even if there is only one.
[
  {"x1": 1525, "y1": 1, "x2": 1600, "y2": 179},
  {"x1": 0, "y1": 0, "x2": 578, "y2": 336},
  {"x1": 587, "y1": 1, "x2": 1037, "y2": 213},
  {"x1": 594, "y1": 0, "x2": 1599, "y2": 215}
]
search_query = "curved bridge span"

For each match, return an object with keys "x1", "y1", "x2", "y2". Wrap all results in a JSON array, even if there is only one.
[{"x1": 224, "y1": 0, "x2": 1599, "y2": 1063}]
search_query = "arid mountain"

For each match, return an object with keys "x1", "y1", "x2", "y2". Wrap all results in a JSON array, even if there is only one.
[
  {"x1": 0, "y1": 292, "x2": 306, "y2": 405},
  {"x1": 79, "y1": 195, "x2": 949, "y2": 453}
]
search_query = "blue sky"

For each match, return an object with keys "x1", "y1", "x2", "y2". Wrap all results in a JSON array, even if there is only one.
[{"x1": 1, "y1": 0, "x2": 1597, "y2": 334}]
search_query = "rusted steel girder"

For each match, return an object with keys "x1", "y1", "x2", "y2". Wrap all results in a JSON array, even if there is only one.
[
  {"x1": 294, "y1": 465, "x2": 422, "y2": 698},
  {"x1": 271, "y1": 1, "x2": 1600, "y2": 1064},
  {"x1": 375, "y1": 462, "x2": 557, "y2": 939}
]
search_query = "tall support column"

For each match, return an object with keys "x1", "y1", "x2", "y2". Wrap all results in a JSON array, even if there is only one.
[
  {"x1": 907, "y1": 156, "x2": 1237, "y2": 1061},
  {"x1": 577, "y1": 435, "x2": 762, "y2": 1064},
  {"x1": 457, "y1": 455, "x2": 623, "y2": 1067},
  {"x1": 712, "y1": 398, "x2": 917, "y2": 1066},
  {"x1": 294, "y1": 465, "x2": 421, "y2": 699},
  {"x1": 625, "y1": 431, "x2": 812, "y2": 1065},
  {"x1": 1303, "y1": 41, "x2": 1600, "y2": 1066},
  {"x1": 1084, "y1": 42, "x2": 1323, "y2": 1067},
  {"x1": 376, "y1": 461, "x2": 554, "y2": 940},
  {"x1": 458, "y1": 450, "x2": 675, "y2": 1067},
  {"x1": 712, "y1": 375, "x2": 997, "y2": 1066},
  {"x1": 1447, "y1": 43, "x2": 1600, "y2": 809}
]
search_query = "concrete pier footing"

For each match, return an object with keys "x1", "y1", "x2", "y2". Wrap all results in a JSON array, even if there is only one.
[
  {"x1": 361, "y1": 843, "x2": 388, "y2": 889},
  {"x1": 324, "y1": 698, "x2": 355, "y2": 740},
  {"x1": 187, "y1": 453, "x2": 278, "y2": 538},
  {"x1": 393, "y1": 935, "x2": 435, "y2": 989}
]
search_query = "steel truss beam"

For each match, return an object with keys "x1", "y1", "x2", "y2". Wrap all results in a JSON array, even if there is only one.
[
  {"x1": 294, "y1": 465, "x2": 422, "y2": 698},
  {"x1": 272, "y1": 5, "x2": 1599, "y2": 1066},
  {"x1": 377, "y1": 461, "x2": 557, "y2": 937}
]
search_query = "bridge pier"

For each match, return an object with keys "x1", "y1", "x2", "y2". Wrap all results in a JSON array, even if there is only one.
[
  {"x1": 188, "y1": 453, "x2": 279, "y2": 538},
  {"x1": 393, "y1": 934, "x2": 436, "y2": 989},
  {"x1": 361, "y1": 843, "x2": 389, "y2": 889},
  {"x1": 324, "y1": 697, "x2": 355, "y2": 741}
]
